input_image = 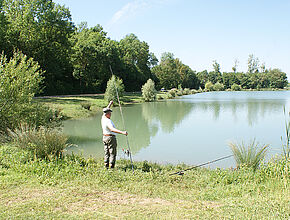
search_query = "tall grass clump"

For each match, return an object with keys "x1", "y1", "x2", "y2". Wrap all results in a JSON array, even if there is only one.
[
  {"x1": 281, "y1": 107, "x2": 290, "y2": 160},
  {"x1": 8, "y1": 124, "x2": 68, "y2": 159},
  {"x1": 229, "y1": 139, "x2": 269, "y2": 170},
  {"x1": 141, "y1": 79, "x2": 156, "y2": 102}
]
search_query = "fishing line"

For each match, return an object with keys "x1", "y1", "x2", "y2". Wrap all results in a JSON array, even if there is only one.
[
  {"x1": 169, "y1": 154, "x2": 233, "y2": 176},
  {"x1": 109, "y1": 65, "x2": 134, "y2": 173}
]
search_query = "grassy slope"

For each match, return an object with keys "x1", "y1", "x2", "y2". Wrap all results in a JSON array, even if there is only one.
[
  {"x1": 0, "y1": 145, "x2": 289, "y2": 219},
  {"x1": 34, "y1": 92, "x2": 145, "y2": 119}
]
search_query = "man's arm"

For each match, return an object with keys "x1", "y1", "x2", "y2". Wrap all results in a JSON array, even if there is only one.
[
  {"x1": 107, "y1": 100, "x2": 113, "y2": 109},
  {"x1": 109, "y1": 127, "x2": 128, "y2": 136}
]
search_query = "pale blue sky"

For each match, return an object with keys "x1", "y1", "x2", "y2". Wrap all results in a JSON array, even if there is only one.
[{"x1": 54, "y1": 0, "x2": 290, "y2": 78}]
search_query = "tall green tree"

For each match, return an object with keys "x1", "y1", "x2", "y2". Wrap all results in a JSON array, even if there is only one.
[
  {"x1": 208, "y1": 60, "x2": 222, "y2": 84},
  {"x1": 175, "y1": 59, "x2": 199, "y2": 89},
  {"x1": 247, "y1": 54, "x2": 259, "y2": 73},
  {"x1": 222, "y1": 72, "x2": 238, "y2": 89},
  {"x1": 0, "y1": 0, "x2": 9, "y2": 52},
  {"x1": 196, "y1": 70, "x2": 208, "y2": 89},
  {"x1": 119, "y1": 34, "x2": 154, "y2": 91},
  {"x1": 2, "y1": 0, "x2": 75, "y2": 94},
  {"x1": 267, "y1": 69, "x2": 288, "y2": 89},
  {"x1": 152, "y1": 52, "x2": 180, "y2": 89},
  {"x1": 232, "y1": 59, "x2": 239, "y2": 73},
  {"x1": 70, "y1": 23, "x2": 120, "y2": 93}
]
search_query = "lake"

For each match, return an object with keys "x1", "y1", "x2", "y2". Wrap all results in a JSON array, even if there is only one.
[{"x1": 63, "y1": 91, "x2": 290, "y2": 168}]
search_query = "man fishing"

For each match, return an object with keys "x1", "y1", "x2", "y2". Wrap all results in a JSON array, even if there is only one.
[{"x1": 101, "y1": 100, "x2": 128, "y2": 169}]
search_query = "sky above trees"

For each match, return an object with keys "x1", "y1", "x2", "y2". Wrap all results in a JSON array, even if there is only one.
[{"x1": 54, "y1": 0, "x2": 290, "y2": 78}]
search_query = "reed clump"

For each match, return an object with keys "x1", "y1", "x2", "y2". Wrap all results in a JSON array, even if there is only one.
[
  {"x1": 281, "y1": 107, "x2": 290, "y2": 160},
  {"x1": 8, "y1": 124, "x2": 68, "y2": 159},
  {"x1": 229, "y1": 139, "x2": 269, "y2": 170}
]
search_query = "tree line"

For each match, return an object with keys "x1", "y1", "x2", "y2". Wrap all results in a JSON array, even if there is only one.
[{"x1": 0, "y1": 0, "x2": 288, "y2": 96}]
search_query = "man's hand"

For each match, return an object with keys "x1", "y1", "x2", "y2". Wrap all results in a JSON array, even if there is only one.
[{"x1": 123, "y1": 131, "x2": 128, "y2": 136}]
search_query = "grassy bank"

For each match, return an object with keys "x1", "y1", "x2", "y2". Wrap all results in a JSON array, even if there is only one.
[
  {"x1": 0, "y1": 144, "x2": 289, "y2": 219},
  {"x1": 34, "y1": 92, "x2": 145, "y2": 119}
]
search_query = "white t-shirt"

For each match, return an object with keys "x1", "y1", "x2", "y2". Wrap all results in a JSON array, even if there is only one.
[{"x1": 101, "y1": 115, "x2": 117, "y2": 135}]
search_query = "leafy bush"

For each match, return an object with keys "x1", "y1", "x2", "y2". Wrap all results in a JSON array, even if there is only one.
[
  {"x1": 231, "y1": 83, "x2": 241, "y2": 91},
  {"x1": 205, "y1": 81, "x2": 214, "y2": 91},
  {"x1": 0, "y1": 51, "x2": 44, "y2": 132},
  {"x1": 104, "y1": 75, "x2": 125, "y2": 104},
  {"x1": 142, "y1": 79, "x2": 156, "y2": 102},
  {"x1": 156, "y1": 94, "x2": 164, "y2": 100},
  {"x1": 213, "y1": 82, "x2": 225, "y2": 91},
  {"x1": 168, "y1": 89, "x2": 176, "y2": 97},
  {"x1": 176, "y1": 90, "x2": 183, "y2": 96},
  {"x1": 8, "y1": 124, "x2": 68, "y2": 159},
  {"x1": 81, "y1": 102, "x2": 92, "y2": 110},
  {"x1": 183, "y1": 88, "x2": 191, "y2": 95},
  {"x1": 229, "y1": 140, "x2": 269, "y2": 170},
  {"x1": 191, "y1": 89, "x2": 198, "y2": 94},
  {"x1": 165, "y1": 93, "x2": 174, "y2": 99}
]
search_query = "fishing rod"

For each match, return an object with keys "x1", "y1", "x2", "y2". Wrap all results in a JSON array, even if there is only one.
[
  {"x1": 109, "y1": 65, "x2": 134, "y2": 173},
  {"x1": 169, "y1": 154, "x2": 233, "y2": 176}
]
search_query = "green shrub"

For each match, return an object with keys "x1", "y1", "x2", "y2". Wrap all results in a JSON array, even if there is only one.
[
  {"x1": 0, "y1": 51, "x2": 44, "y2": 133},
  {"x1": 104, "y1": 75, "x2": 125, "y2": 104},
  {"x1": 8, "y1": 124, "x2": 68, "y2": 159},
  {"x1": 166, "y1": 93, "x2": 174, "y2": 99},
  {"x1": 176, "y1": 90, "x2": 183, "y2": 96},
  {"x1": 183, "y1": 88, "x2": 191, "y2": 95},
  {"x1": 141, "y1": 79, "x2": 156, "y2": 102},
  {"x1": 168, "y1": 89, "x2": 176, "y2": 97},
  {"x1": 156, "y1": 94, "x2": 164, "y2": 100},
  {"x1": 81, "y1": 102, "x2": 92, "y2": 110},
  {"x1": 213, "y1": 82, "x2": 225, "y2": 91},
  {"x1": 191, "y1": 89, "x2": 198, "y2": 94},
  {"x1": 205, "y1": 81, "x2": 214, "y2": 91},
  {"x1": 229, "y1": 140, "x2": 269, "y2": 170},
  {"x1": 231, "y1": 83, "x2": 241, "y2": 91}
]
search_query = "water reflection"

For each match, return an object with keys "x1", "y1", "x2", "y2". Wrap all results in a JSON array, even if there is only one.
[{"x1": 63, "y1": 91, "x2": 290, "y2": 167}]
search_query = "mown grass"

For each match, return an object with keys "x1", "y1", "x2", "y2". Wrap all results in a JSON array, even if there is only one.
[{"x1": 0, "y1": 144, "x2": 289, "y2": 219}]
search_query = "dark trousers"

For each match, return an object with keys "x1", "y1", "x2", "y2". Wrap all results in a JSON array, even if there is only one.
[{"x1": 103, "y1": 136, "x2": 117, "y2": 167}]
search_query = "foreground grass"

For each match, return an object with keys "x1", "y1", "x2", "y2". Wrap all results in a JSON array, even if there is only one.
[{"x1": 0, "y1": 145, "x2": 289, "y2": 219}]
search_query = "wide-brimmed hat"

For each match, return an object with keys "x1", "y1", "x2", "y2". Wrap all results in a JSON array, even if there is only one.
[{"x1": 103, "y1": 107, "x2": 112, "y2": 113}]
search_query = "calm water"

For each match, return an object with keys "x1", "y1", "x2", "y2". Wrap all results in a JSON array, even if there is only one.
[{"x1": 63, "y1": 91, "x2": 290, "y2": 168}]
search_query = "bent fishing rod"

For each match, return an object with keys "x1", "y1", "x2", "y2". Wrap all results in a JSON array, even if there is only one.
[
  {"x1": 169, "y1": 154, "x2": 233, "y2": 176},
  {"x1": 109, "y1": 65, "x2": 134, "y2": 173}
]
